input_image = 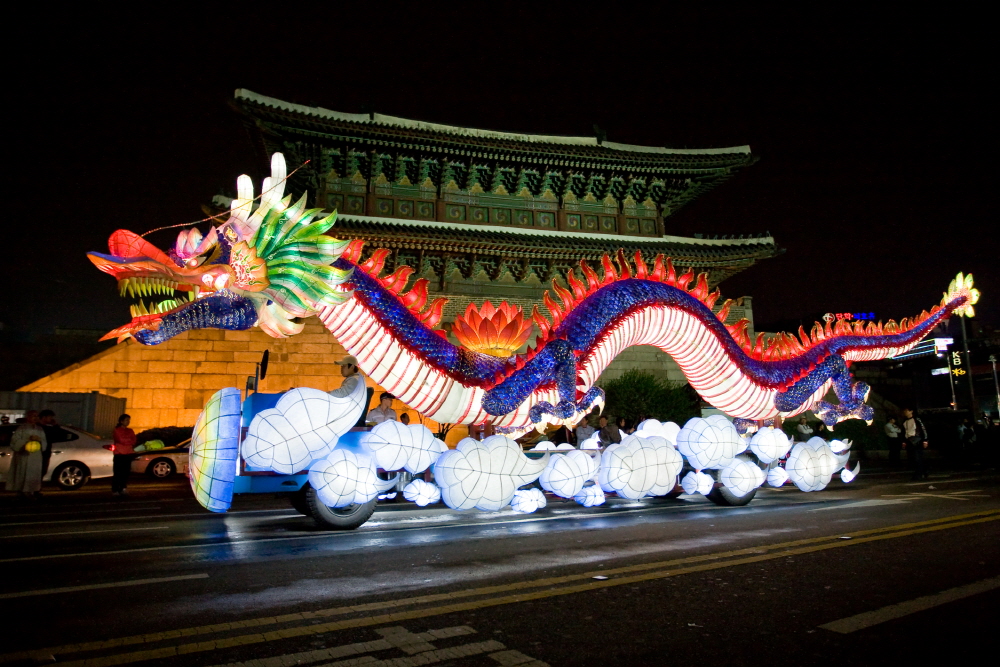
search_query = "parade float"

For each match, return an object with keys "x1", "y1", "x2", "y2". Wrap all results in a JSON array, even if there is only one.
[{"x1": 89, "y1": 153, "x2": 980, "y2": 528}]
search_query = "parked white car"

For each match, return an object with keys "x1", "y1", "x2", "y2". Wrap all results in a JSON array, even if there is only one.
[
  {"x1": 131, "y1": 440, "x2": 190, "y2": 479},
  {"x1": 0, "y1": 424, "x2": 113, "y2": 490}
]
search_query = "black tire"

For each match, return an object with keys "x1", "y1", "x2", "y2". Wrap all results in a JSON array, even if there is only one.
[
  {"x1": 146, "y1": 458, "x2": 176, "y2": 479},
  {"x1": 707, "y1": 484, "x2": 757, "y2": 507},
  {"x1": 289, "y1": 486, "x2": 311, "y2": 516},
  {"x1": 304, "y1": 484, "x2": 376, "y2": 529},
  {"x1": 53, "y1": 462, "x2": 91, "y2": 490}
]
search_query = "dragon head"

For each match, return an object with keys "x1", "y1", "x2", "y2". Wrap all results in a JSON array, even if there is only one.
[{"x1": 88, "y1": 154, "x2": 353, "y2": 344}]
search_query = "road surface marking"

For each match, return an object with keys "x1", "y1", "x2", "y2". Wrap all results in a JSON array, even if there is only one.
[
  {"x1": 0, "y1": 573, "x2": 209, "y2": 600},
  {"x1": 819, "y1": 575, "x2": 1000, "y2": 633},
  {"x1": 0, "y1": 526, "x2": 169, "y2": 539},
  {"x1": 809, "y1": 499, "x2": 914, "y2": 511},
  {"x1": 902, "y1": 477, "x2": 985, "y2": 487},
  {"x1": 4, "y1": 509, "x2": 995, "y2": 666},
  {"x1": 882, "y1": 490, "x2": 989, "y2": 501},
  {"x1": 1, "y1": 505, "x2": 162, "y2": 518},
  {"x1": 0, "y1": 508, "x2": 298, "y2": 527}
]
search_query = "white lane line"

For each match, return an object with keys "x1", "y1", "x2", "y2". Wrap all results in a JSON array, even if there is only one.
[
  {"x1": 0, "y1": 502, "x2": 725, "y2": 563},
  {"x1": 819, "y1": 575, "x2": 1000, "y2": 633},
  {"x1": 0, "y1": 526, "x2": 169, "y2": 539},
  {"x1": 0, "y1": 508, "x2": 298, "y2": 527},
  {"x1": 1, "y1": 505, "x2": 162, "y2": 518},
  {"x1": 902, "y1": 477, "x2": 985, "y2": 487},
  {"x1": 0, "y1": 573, "x2": 209, "y2": 600}
]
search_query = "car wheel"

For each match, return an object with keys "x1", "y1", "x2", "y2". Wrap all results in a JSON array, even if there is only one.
[
  {"x1": 147, "y1": 458, "x2": 176, "y2": 479},
  {"x1": 707, "y1": 484, "x2": 757, "y2": 507},
  {"x1": 304, "y1": 484, "x2": 376, "y2": 530},
  {"x1": 53, "y1": 462, "x2": 91, "y2": 490}
]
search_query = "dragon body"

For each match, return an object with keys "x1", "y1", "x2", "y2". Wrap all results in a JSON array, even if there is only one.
[{"x1": 88, "y1": 154, "x2": 980, "y2": 435}]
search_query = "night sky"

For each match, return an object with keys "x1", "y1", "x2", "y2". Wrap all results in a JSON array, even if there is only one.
[{"x1": 5, "y1": 5, "x2": 995, "y2": 339}]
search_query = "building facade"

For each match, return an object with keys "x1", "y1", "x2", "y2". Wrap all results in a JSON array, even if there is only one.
[{"x1": 22, "y1": 92, "x2": 779, "y2": 433}]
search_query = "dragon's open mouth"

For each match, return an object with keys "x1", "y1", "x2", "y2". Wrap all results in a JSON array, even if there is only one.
[
  {"x1": 100, "y1": 274, "x2": 205, "y2": 341},
  {"x1": 88, "y1": 229, "x2": 224, "y2": 342}
]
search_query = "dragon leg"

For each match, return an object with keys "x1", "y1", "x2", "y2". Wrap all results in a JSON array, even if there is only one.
[
  {"x1": 484, "y1": 339, "x2": 598, "y2": 424},
  {"x1": 775, "y1": 354, "x2": 873, "y2": 428}
]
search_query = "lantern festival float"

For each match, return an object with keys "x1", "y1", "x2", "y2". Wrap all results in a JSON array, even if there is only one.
[{"x1": 88, "y1": 154, "x2": 981, "y2": 528}]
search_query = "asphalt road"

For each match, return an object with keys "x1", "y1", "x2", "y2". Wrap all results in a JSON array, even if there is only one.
[{"x1": 1, "y1": 467, "x2": 998, "y2": 667}]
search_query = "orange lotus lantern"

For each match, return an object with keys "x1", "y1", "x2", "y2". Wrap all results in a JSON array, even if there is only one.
[{"x1": 452, "y1": 300, "x2": 534, "y2": 357}]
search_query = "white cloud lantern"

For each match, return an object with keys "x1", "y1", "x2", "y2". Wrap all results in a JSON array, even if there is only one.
[
  {"x1": 242, "y1": 382, "x2": 366, "y2": 474},
  {"x1": 308, "y1": 448, "x2": 381, "y2": 507},
  {"x1": 676, "y1": 416, "x2": 743, "y2": 470},
  {"x1": 749, "y1": 427, "x2": 792, "y2": 464},
  {"x1": 361, "y1": 421, "x2": 446, "y2": 473},
  {"x1": 403, "y1": 478, "x2": 441, "y2": 506},
  {"x1": 540, "y1": 449, "x2": 599, "y2": 499},
  {"x1": 433, "y1": 435, "x2": 549, "y2": 511}
]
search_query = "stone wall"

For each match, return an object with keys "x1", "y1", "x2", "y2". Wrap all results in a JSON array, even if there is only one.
[{"x1": 18, "y1": 319, "x2": 414, "y2": 432}]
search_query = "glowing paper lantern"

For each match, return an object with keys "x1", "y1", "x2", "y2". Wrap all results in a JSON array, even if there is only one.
[
  {"x1": 574, "y1": 484, "x2": 606, "y2": 507},
  {"x1": 766, "y1": 466, "x2": 789, "y2": 487},
  {"x1": 841, "y1": 462, "x2": 861, "y2": 483},
  {"x1": 648, "y1": 437, "x2": 684, "y2": 496},
  {"x1": 188, "y1": 387, "x2": 241, "y2": 512},
  {"x1": 681, "y1": 470, "x2": 714, "y2": 495},
  {"x1": 676, "y1": 416, "x2": 743, "y2": 470},
  {"x1": 243, "y1": 382, "x2": 366, "y2": 474},
  {"x1": 579, "y1": 434, "x2": 601, "y2": 450},
  {"x1": 749, "y1": 427, "x2": 791, "y2": 464},
  {"x1": 785, "y1": 437, "x2": 850, "y2": 492},
  {"x1": 530, "y1": 442, "x2": 557, "y2": 451},
  {"x1": 433, "y1": 435, "x2": 549, "y2": 511},
  {"x1": 634, "y1": 419, "x2": 681, "y2": 444},
  {"x1": 599, "y1": 435, "x2": 658, "y2": 499},
  {"x1": 361, "y1": 421, "x2": 446, "y2": 473},
  {"x1": 308, "y1": 448, "x2": 380, "y2": 507},
  {"x1": 719, "y1": 457, "x2": 765, "y2": 497},
  {"x1": 828, "y1": 439, "x2": 851, "y2": 454},
  {"x1": 511, "y1": 488, "x2": 547, "y2": 513},
  {"x1": 403, "y1": 478, "x2": 441, "y2": 506},
  {"x1": 540, "y1": 449, "x2": 599, "y2": 498}
]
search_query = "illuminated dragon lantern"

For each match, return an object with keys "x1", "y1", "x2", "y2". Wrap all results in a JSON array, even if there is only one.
[{"x1": 89, "y1": 154, "x2": 981, "y2": 435}]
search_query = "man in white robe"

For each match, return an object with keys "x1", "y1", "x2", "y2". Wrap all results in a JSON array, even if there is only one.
[{"x1": 6, "y1": 410, "x2": 46, "y2": 497}]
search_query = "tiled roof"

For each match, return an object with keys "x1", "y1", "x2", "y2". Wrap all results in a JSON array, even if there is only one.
[
  {"x1": 332, "y1": 214, "x2": 780, "y2": 265},
  {"x1": 233, "y1": 89, "x2": 756, "y2": 172}
]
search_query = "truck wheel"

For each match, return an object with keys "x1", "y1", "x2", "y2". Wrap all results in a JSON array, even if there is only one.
[
  {"x1": 289, "y1": 486, "x2": 311, "y2": 516},
  {"x1": 305, "y1": 485, "x2": 376, "y2": 529},
  {"x1": 707, "y1": 484, "x2": 757, "y2": 507}
]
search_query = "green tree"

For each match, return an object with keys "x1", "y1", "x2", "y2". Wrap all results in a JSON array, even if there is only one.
[{"x1": 597, "y1": 369, "x2": 700, "y2": 427}]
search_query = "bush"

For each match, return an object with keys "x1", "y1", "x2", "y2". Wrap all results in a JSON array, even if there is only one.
[{"x1": 597, "y1": 370, "x2": 700, "y2": 427}]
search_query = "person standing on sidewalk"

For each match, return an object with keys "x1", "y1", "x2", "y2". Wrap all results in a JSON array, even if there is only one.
[
  {"x1": 5, "y1": 410, "x2": 46, "y2": 500},
  {"x1": 884, "y1": 416, "x2": 902, "y2": 466},
  {"x1": 901, "y1": 408, "x2": 929, "y2": 481},
  {"x1": 111, "y1": 414, "x2": 136, "y2": 497}
]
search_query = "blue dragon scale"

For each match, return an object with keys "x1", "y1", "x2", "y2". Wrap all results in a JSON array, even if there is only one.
[{"x1": 89, "y1": 153, "x2": 981, "y2": 435}]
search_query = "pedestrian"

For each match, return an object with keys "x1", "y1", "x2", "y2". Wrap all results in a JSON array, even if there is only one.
[
  {"x1": 5, "y1": 410, "x2": 46, "y2": 500},
  {"x1": 616, "y1": 416, "x2": 631, "y2": 436},
  {"x1": 884, "y1": 416, "x2": 902, "y2": 466},
  {"x1": 901, "y1": 408, "x2": 929, "y2": 481},
  {"x1": 367, "y1": 392, "x2": 397, "y2": 424},
  {"x1": 0, "y1": 415, "x2": 9, "y2": 425},
  {"x1": 38, "y1": 409, "x2": 76, "y2": 478},
  {"x1": 399, "y1": 412, "x2": 411, "y2": 425},
  {"x1": 796, "y1": 416, "x2": 813, "y2": 442},
  {"x1": 575, "y1": 418, "x2": 596, "y2": 447},
  {"x1": 597, "y1": 415, "x2": 621, "y2": 447},
  {"x1": 111, "y1": 413, "x2": 136, "y2": 497}
]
